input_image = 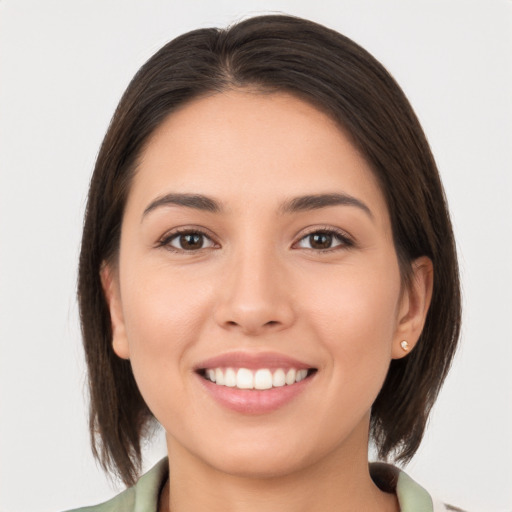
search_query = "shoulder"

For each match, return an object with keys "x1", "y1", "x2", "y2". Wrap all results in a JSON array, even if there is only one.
[
  {"x1": 369, "y1": 462, "x2": 467, "y2": 512},
  {"x1": 64, "y1": 486, "x2": 136, "y2": 512},
  {"x1": 63, "y1": 458, "x2": 168, "y2": 512}
]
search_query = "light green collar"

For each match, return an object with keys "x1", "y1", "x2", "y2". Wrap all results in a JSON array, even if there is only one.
[
  {"x1": 396, "y1": 469, "x2": 434, "y2": 511},
  {"x1": 370, "y1": 462, "x2": 434, "y2": 511}
]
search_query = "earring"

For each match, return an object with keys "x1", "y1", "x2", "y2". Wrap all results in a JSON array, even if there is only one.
[{"x1": 400, "y1": 340, "x2": 410, "y2": 352}]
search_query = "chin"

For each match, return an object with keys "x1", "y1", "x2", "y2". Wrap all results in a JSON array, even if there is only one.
[
  {"x1": 206, "y1": 449, "x2": 312, "y2": 480},
  {"x1": 185, "y1": 429, "x2": 333, "y2": 480}
]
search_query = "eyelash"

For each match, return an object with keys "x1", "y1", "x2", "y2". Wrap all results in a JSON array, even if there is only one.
[
  {"x1": 156, "y1": 227, "x2": 354, "y2": 253},
  {"x1": 293, "y1": 227, "x2": 354, "y2": 252},
  {"x1": 156, "y1": 227, "x2": 218, "y2": 253}
]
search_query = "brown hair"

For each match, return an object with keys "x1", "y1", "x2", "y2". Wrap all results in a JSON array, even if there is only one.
[{"x1": 78, "y1": 14, "x2": 461, "y2": 486}]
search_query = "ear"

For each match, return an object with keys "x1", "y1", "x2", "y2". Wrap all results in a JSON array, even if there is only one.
[
  {"x1": 100, "y1": 262, "x2": 130, "y2": 360},
  {"x1": 392, "y1": 256, "x2": 434, "y2": 359}
]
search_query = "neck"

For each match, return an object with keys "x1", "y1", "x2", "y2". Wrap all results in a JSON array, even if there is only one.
[{"x1": 163, "y1": 430, "x2": 398, "y2": 512}]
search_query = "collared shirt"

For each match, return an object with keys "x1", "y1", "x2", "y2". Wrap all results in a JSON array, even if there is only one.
[{"x1": 66, "y1": 458, "x2": 460, "y2": 512}]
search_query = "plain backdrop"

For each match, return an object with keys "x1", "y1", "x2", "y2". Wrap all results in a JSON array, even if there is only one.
[{"x1": 0, "y1": 1, "x2": 511, "y2": 511}]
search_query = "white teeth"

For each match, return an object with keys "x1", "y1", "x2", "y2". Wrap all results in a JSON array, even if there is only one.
[
  {"x1": 272, "y1": 368, "x2": 286, "y2": 387},
  {"x1": 236, "y1": 368, "x2": 254, "y2": 389},
  {"x1": 254, "y1": 369, "x2": 273, "y2": 390},
  {"x1": 285, "y1": 369, "x2": 296, "y2": 385},
  {"x1": 296, "y1": 369, "x2": 308, "y2": 382},
  {"x1": 204, "y1": 367, "x2": 311, "y2": 389},
  {"x1": 215, "y1": 368, "x2": 224, "y2": 385},
  {"x1": 224, "y1": 368, "x2": 237, "y2": 387}
]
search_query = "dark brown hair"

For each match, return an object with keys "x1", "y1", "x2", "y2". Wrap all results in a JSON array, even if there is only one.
[{"x1": 78, "y1": 14, "x2": 461, "y2": 486}]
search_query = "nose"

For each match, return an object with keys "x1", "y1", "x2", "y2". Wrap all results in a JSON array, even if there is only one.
[{"x1": 214, "y1": 246, "x2": 296, "y2": 336}]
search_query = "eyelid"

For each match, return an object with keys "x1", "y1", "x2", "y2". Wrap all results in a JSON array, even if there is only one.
[
  {"x1": 292, "y1": 226, "x2": 355, "y2": 251},
  {"x1": 156, "y1": 226, "x2": 220, "y2": 252}
]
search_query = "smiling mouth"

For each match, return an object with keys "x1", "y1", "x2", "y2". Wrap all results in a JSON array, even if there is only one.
[{"x1": 197, "y1": 367, "x2": 317, "y2": 390}]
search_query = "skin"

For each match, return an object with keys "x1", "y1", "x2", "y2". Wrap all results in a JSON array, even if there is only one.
[{"x1": 102, "y1": 90, "x2": 433, "y2": 512}]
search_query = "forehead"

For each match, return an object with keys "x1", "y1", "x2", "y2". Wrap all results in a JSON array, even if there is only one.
[{"x1": 129, "y1": 90, "x2": 388, "y2": 221}]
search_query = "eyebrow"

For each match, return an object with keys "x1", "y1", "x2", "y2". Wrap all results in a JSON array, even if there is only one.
[
  {"x1": 143, "y1": 193, "x2": 222, "y2": 218},
  {"x1": 279, "y1": 193, "x2": 373, "y2": 219},
  {"x1": 142, "y1": 192, "x2": 373, "y2": 220}
]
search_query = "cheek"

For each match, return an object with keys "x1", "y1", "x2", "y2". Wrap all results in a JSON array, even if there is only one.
[
  {"x1": 118, "y1": 261, "x2": 215, "y2": 414},
  {"x1": 122, "y1": 256, "x2": 213, "y2": 340},
  {"x1": 300, "y1": 261, "x2": 401, "y2": 386}
]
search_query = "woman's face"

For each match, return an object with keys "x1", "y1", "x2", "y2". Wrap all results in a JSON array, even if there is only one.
[{"x1": 104, "y1": 90, "x2": 428, "y2": 477}]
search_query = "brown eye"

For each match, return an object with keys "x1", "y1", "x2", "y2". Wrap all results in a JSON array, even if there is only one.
[
  {"x1": 309, "y1": 233, "x2": 333, "y2": 249},
  {"x1": 179, "y1": 233, "x2": 203, "y2": 250},
  {"x1": 165, "y1": 231, "x2": 215, "y2": 251},
  {"x1": 296, "y1": 230, "x2": 351, "y2": 251}
]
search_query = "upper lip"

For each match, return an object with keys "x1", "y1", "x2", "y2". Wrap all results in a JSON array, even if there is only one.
[{"x1": 194, "y1": 351, "x2": 315, "y2": 371}]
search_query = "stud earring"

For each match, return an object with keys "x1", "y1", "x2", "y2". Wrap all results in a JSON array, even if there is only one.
[{"x1": 400, "y1": 340, "x2": 410, "y2": 352}]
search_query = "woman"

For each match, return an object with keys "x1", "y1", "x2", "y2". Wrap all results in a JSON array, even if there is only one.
[{"x1": 74, "y1": 14, "x2": 461, "y2": 512}]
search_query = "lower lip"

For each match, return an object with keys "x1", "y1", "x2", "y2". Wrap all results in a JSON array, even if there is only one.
[{"x1": 197, "y1": 374, "x2": 314, "y2": 414}]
